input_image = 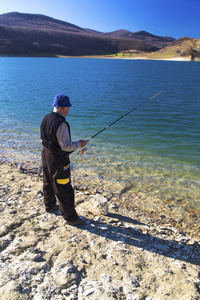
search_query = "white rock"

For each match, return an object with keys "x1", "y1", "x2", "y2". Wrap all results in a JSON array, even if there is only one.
[
  {"x1": 98, "y1": 224, "x2": 109, "y2": 231},
  {"x1": 70, "y1": 284, "x2": 78, "y2": 291},
  {"x1": 90, "y1": 240, "x2": 96, "y2": 246},
  {"x1": 61, "y1": 289, "x2": 69, "y2": 295},
  {"x1": 27, "y1": 253, "x2": 41, "y2": 261},
  {"x1": 68, "y1": 236, "x2": 77, "y2": 243},
  {"x1": 83, "y1": 287, "x2": 96, "y2": 296},
  {"x1": 93, "y1": 216, "x2": 103, "y2": 222},
  {"x1": 90, "y1": 194, "x2": 109, "y2": 215},
  {"x1": 126, "y1": 293, "x2": 139, "y2": 300}
]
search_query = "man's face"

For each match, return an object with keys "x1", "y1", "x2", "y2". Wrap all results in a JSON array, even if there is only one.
[{"x1": 62, "y1": 107, "x2": 70, "y2": 116}]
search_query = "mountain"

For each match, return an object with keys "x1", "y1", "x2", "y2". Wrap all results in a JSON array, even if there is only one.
[
  {"x1": 0, "y1": 12, "x2": 87, "y2": 33},
  {"x1": 0, "y1": 12, "x2": 174, "y2": 56},
  {"x1": 85, "y1": 29, "x2": 175, "y2": 49}
]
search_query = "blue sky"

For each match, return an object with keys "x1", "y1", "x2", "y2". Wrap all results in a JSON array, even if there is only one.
[{"x1": 0, "y1": 0, "x2": 199, "y2": 39}]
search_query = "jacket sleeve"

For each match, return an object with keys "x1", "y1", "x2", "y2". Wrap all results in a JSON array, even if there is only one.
[{"x1": 56, "y1": 122, "x2": 81, "y2": 152}]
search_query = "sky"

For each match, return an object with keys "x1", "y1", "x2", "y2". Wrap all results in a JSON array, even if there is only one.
[{"x1": 0, "y1": 0, "x2": 199, "y2": 39}]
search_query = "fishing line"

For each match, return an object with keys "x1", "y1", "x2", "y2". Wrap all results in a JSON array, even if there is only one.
[{"x1": 77, "y1": 91, "x2": 163, "y2": 155}]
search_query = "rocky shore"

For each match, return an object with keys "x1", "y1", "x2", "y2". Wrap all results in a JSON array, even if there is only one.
[{"x1": 0, "y1": 161, "x2": 200, "y2": 300}]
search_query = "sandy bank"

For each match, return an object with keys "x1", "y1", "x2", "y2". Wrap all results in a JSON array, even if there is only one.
[
  {"x1": 105, "y1": 55, "x2": 193, "y2": 61},
  {"x1": 57, "y1": 54, "x2": 197, "y2": 62},
  {"x1": 132, "y1": 56, "x2": 192, "y2": 61},
  {"x1": 0, "y1": 162, "x2": 200, "y2": 299}
]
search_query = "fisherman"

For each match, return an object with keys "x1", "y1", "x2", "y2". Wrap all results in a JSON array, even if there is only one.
[{"x1": 40, "y1": 94, "x2": 87, "y2": 225}]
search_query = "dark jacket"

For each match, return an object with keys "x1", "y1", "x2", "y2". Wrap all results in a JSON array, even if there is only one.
[{"x1": 41, "y1": 112, "x2": 71, "y2": 156}]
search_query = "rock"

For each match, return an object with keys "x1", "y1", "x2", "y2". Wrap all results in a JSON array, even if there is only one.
[
  {"x1": 83, "y1": 287, "x2": 96, "y2": 296},
  {"x1": 90, "y1": 194, "x2": 109, "y2": 215},
  {"x1": 51, "y1": 258, "x2": 78, "y2": 287},
  {"x1": 126, "y1": 293, "x2": 139, "y2": 300},
  {"x1": 22, "y1": 287, "x2": 30, "y2": 294},
  {"x1": 61, "y1": 288, "x2": 70, "y2": 295},
  {"x1": 90, "y1": 240, "x2": 96, "y2": 246},
  {"x1": 125, "y1": 224, "x2": 142, "y2": 234}
]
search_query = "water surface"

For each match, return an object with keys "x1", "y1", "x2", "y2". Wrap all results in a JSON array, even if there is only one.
[{"x1": 0, "y1": 57, "x2": 199, "y2": 219}]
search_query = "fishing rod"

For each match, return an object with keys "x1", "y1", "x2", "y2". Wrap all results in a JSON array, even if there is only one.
[{"x1": 78, "y1": 91, "x2": 162, "y2": 155}]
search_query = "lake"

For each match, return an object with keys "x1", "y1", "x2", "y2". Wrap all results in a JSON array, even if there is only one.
[{"x1": 0, "y1": 57, "x2": 199, "y2": 220}]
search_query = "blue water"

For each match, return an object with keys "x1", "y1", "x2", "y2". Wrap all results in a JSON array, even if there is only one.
[{"x1": 0, "y1": 57, "x2": 199, "y2": 216}]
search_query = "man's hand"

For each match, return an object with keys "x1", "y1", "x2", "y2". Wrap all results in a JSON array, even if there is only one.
[{"x1": 80, "y1": 140, "x2": 87, "y2": 147}]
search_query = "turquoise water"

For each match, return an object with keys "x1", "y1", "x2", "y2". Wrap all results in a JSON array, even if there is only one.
[{"x1": 0, "y1": 57, "x2": 199, "y2": 215}]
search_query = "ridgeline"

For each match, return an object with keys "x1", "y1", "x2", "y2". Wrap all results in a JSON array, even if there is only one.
[
  {"x1": 0, "y1": 12, "x2": 172, "y2": 57},
  {"x1": 0, "y1": 12, "x2": 199, "y2": 60}
]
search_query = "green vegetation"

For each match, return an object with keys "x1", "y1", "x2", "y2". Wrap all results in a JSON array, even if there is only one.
[{"x1": 111, "y1": 53, "x2": 137, "y2": 57}]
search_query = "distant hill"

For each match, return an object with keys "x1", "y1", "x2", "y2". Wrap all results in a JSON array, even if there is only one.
[
  {"x1": 0, "y1": 12, "x2": 87, "y2": 33},
  {"x1": 85, "y1": 29, "x2": 175, "y2": 49},
  {"x1": 0, "y1": 12, "x2": 174, "y2": 56}
]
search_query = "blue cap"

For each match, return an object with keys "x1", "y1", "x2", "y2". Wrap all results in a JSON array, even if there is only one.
[{"x1": 52, "y1": 94, "x2": 72, "y2": 107}]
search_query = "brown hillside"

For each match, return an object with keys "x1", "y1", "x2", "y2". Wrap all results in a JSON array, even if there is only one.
[
  {"x1": 0, "y1": 12, "x2": 168, "y2": 56},
  {"x1": 99, "y1": 30, "x2": 175, "y2": 49},
  {"x1": 146, "y1": 37, "x2": 200, "y2": 61},
  {"x1": 118, "y1": 37, "x2": 200, "y2": 61}
]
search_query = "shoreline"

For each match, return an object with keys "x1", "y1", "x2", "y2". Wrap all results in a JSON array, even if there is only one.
[
  {"x1": 57, "y1": 54, "x2": 196, "y2": 62},
  {"x1": 1, "y1": 54, "x2": 199, "y2": 61},
  {"x1": 0, "y1": 160, "x2": 200, "y2": 299},
  {"x1": 0, "y1": 156, "x2": 200, "y2": 240}
]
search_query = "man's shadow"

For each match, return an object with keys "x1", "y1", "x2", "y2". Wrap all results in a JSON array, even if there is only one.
[{"x1": 80, "y1": 213, "x2": 200, "y2": 266}]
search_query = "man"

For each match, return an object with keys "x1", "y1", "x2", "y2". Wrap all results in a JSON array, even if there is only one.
[{"x1": 40, "y1": 94, "x2": 87, "y2": 225}]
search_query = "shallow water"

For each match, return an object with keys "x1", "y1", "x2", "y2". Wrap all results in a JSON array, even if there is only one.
[{"x1": 0, "y1": 57, "x2": 199, "y2": 218}]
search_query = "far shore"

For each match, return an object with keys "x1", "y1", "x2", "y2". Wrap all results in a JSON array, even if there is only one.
[
  {"x1": 57, "y1": 54, "x2": 197, "y2": 62},
  {"x1": 1, "y1": 54, "x2": 199, "y2": 61}
]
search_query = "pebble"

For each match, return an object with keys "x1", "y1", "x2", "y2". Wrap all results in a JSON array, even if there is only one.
[
  {"x1": 70, "y1": 284, "x2": 78, "y2": 291},
  {"x1": 126, "y1": 294, "x2": 139, "y2": 300},
  {"x1": 22, "y1": 287, "x2": 30, "y2": 294},
  {"x1": 83, "y1": 288, "x2": 96, "y2": 296},
  {"x1": 125, "y1": 224, "x2": 142, "y2": 234},
  {"x1": 61, "y1": 289, "x2": 69, "y2": 295},
  {"x1": 93, "y1": 216, "x2": 104, "y2": 223},
  {"x1": 98, "y1": 224, "x2": 109, "y2": 231},
  {"x1": 90, "y1": 240, "x2": 96, "y2": 246},
  {"x1": 68, "y1": 236, "x2": 77, "y2": 243}
]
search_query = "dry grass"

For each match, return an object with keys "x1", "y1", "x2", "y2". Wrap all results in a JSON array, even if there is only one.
[{"x1": 113, "y1": 38, "x2": 200, "y2": 61}]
